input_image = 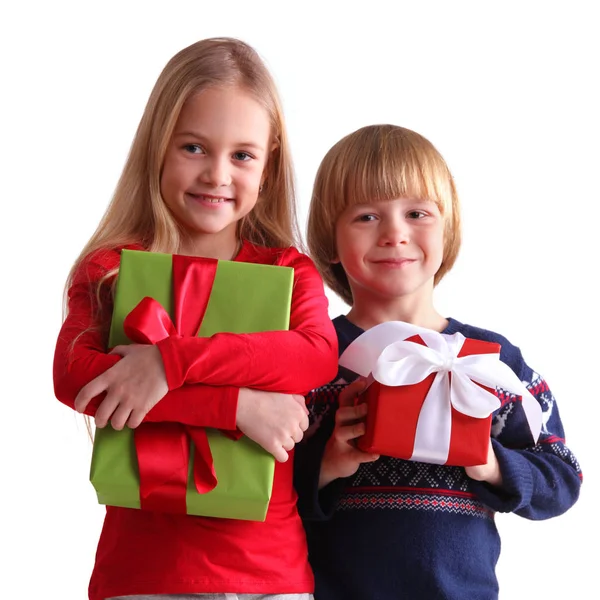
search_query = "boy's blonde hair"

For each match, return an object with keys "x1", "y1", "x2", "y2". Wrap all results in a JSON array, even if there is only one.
[
  {"x1": 66, "y1": 37, "x2": 298, "y2": 309},
  {"x1": 307, "y1": 124, "x2": 462, "y2": 305}
]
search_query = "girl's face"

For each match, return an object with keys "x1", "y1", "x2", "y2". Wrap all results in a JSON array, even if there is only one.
[
  {"x1": 161, "y1": 85, "x2": 271, "y2": 256},
  {"x1": 335, "y1": 197, "x2": 445, "y2": 307}
]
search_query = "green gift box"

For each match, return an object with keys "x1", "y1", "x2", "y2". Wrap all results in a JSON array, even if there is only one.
[{"x1": 89, "y1": 249, "x2": 293, "y2": 521}]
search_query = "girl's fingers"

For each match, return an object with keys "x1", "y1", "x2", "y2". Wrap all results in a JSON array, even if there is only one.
[
  {"x1": 109, "y1": 405, "x2": 134, "y2": 431},
  {"x1": 293, "y1": 425, "x2": 306, "y2": 444},
  {"x1": 94, "y1": 396, "x2": 120, "y2": 428},
  {"x1": 126, "y1": 409, "x2": 146, "y2": 430},
  {"x1": 109, "y1": 344, "x2": 137, "y2": 356},
  {"x1": 300, "y1": 412, "x2": 309, "y2": 431},
  {"x1": 293, "y1": 394, "x2": 309, "y2": 414},
  {"x1": 282, "y1": 437, "x2": 296, "y2": 452},
  {"x1": 273, "y1": 447, "x2": 289, "y2": 463},
  {"x1": 75, "y1": 376, "x2": 107, "y2": 413}
]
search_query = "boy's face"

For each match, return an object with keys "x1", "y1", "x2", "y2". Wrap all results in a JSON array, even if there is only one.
[{"x1": 334, "y1": 197, "x2": 444, "y2": 306}]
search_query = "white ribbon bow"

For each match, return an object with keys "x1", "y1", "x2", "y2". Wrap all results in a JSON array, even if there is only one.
[{"x1": 339, "y1": 321, "x2": 542, "y2": 464}]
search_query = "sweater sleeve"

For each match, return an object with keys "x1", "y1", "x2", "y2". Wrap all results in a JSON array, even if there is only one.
[
  {"x1": 470, "y1": 351, "x2": 582, "y2": 519},
  {"x1": 53, "y1": 248, "x2": 238, "y2": 430},
  {"x1": 155, "y1": 247, "x2": 339, "y2": 394},
  {"x1": 294, "y1": 383, "x2": 349, "y2": 520}
]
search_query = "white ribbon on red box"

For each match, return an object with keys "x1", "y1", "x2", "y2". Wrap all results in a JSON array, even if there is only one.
[{"x1": 339, "y1": 321, "x2": 542, "y2": 464}]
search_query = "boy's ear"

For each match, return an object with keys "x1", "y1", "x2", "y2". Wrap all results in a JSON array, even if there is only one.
[{"x1": 331, "y1": 256, "x2": 340, "y2": 264}]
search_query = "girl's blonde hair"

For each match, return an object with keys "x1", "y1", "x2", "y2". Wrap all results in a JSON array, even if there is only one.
[
  {"x1": 307, "y1": 124, "x2": 461, "y2": 306},
  {"x1": 65, "y1": 37, "x2": 298, "y2": 315}
]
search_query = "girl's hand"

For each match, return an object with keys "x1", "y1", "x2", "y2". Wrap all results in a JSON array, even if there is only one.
[
  {"x1": 236, "y1": 388, "x2": 309, "y2": 463},
  {"x1": 465, "y1": 439, "x2": 503, "y2": 487},
  {"x1": 74, "y1": 344, "x2": 169, "y2": 430},
  {"x1": 319, "y1": 379, "x2": 380, "y2": 489}
]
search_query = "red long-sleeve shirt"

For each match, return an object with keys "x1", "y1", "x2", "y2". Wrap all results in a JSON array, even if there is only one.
[{"x1": 53, "y1": 240, "x2": 338, "y2": 600}]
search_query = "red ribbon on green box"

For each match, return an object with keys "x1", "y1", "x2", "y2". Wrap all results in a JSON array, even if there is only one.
[{"x1": 89, "y1": 249, "x2": 293, "y2": 521}]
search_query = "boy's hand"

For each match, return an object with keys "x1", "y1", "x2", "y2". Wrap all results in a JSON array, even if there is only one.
[
  {"x1": 465, "y1": 439, "x2": 503, "y2": 487},
  {"x1": 319, "y1": 379, "x2": 380, "y2": 489},
  {"x1": 236, "y1": 388, "x2": 309, "y2": 463},
  {"x1": 74, "y1": 344, "x2": 169, "y2": 430}
]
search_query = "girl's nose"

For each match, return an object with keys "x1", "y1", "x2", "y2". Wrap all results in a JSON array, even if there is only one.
[{"x1": 200, "y1": 156, "x2": 231, "y2": 187}]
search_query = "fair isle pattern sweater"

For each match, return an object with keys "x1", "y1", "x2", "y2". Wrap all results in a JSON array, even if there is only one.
[{"x1": 294, "y1": 316, "x2": 582, "y2": 600}]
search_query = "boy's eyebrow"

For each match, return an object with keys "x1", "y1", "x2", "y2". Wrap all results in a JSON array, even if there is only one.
[
  {"x1": 174, "y1": 131, "x2": 265, "y2": 151},
  {"x1": 349, "y1": 198, "x2": 435, "y2": 208},
  {"x1": 348, "y1": 202, "x2": 376, "y2": 209}
]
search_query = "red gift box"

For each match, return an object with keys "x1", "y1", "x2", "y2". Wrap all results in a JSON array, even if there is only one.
[
  {"x1": 356, "y1": 335, "x2": 500, "y2": 466},
  {"x1": 338, "y1": 321, "x2": 542, "y2": 468}
]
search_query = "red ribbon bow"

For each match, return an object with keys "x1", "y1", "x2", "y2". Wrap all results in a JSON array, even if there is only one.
[{"x1": 122, "y1": 255, "x2": 221, "y2": 514}]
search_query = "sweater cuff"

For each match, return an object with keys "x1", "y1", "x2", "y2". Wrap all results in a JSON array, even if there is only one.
[
  {"x1": 296, "y1": 420, "x2": 346, "y2": 521},
  {"x1": 298, "y1": 450, "x2": 344, "y2": 521},
  {"x1": 470, "y1": 439, "x2": 534, "y2": 513},
  {"x1": 316, "y1": 477, "x2": 347, "y2": 518}
]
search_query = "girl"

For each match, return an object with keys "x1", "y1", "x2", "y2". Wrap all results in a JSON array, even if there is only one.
[
  {"x1": 294, "y1": 124, "x2": 582, "y2": 600},
  {"x1": 53, "y1": 38, "x2": 338, "y2": 600}
]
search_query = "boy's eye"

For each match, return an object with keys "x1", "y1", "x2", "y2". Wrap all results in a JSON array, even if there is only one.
[
  {"x1": 233, "y1": 151, "x2": 252, "y2": 161},
  {"x1": 183, "y1": 144, "x2": 204, "y2": 154},
  {"x1": 356, "y1": 214, "x2": 377, "y2": 222}
]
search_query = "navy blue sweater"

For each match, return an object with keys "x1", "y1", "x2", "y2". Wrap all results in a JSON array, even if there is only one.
[{"x1": 294, "y1": 316, "x2": 582, "y2": 600}]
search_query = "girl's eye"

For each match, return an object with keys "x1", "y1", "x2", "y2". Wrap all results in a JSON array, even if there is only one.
[
  {"x1": 233, "y1": 151, "x2": 252, "y2": 161},
  {"x1": 183, "y1": 144, "x2": 204, "y2": 154},
  {"x1": 407, "y1": 210, "x2": 427, "y2": 219},
  {"x1": 356, "y1": 214, "x2": 377, "y2": 222}
]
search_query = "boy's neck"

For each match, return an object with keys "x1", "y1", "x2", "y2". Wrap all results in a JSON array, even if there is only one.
[{"x1": 346, "y1": 298, "x2": 448, "y2": 333}]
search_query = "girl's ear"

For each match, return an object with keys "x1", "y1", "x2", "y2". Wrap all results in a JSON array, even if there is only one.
[{"x1": 331, "y1": 256, "x2": 340, "y2": 264}]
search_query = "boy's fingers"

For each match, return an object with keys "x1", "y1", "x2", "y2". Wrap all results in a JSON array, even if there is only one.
[
  {"x1": 359, "y1": 453, "x2": 380, "y2": 463},
  {"x1": 335, "y1": 422, "x2": 366, "y2": 442},
  {"x1": 338, "y1": 378, "x2": 368, "y2": 408},
  {"x1": 335, "y1": 403, "x2": 368, "y2": 424}
]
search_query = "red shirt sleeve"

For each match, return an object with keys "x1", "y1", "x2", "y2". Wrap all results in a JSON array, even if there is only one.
[
  {"x1": 156, "y1": 246, "x2": 339, "y2": 394},
  {"x1": 52, "y1": 248, "x2": 238, "y2": 429}
]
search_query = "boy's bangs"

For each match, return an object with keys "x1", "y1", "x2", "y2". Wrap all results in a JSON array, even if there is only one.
[{"x1": 342, "y1": 134, "x2": 450, "y2": 214}]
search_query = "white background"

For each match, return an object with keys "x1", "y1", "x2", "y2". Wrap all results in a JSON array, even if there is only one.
[{"x1": 1, "y1": 1, "x2": 597, "y2": 598}]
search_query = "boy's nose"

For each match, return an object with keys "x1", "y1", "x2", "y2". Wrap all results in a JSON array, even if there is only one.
[{"x1": 379, "y1": 219, "x2": 410, "y2": 246}]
